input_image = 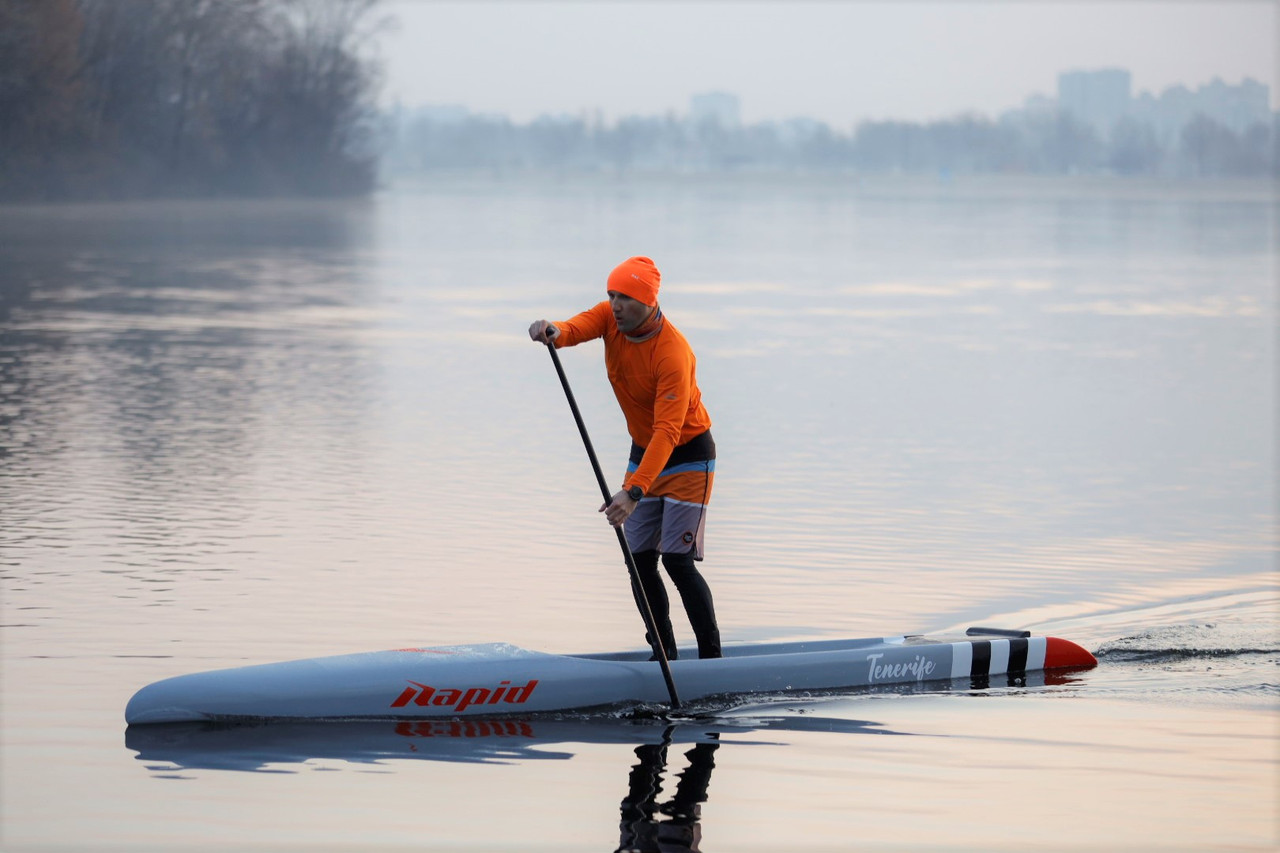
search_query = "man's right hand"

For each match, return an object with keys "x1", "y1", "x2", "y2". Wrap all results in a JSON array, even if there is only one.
[{"x1": 528, "y1": 321, "x2": 559, "y2": 343}]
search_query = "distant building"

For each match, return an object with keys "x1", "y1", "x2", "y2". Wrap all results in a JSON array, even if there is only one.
[
  {"x1": 1127, "y1": 77, "x2": 1272, "y2": 144},
  {"x1": 1058, "y1": 69, "x2": 1132, "y2": 136},
  {"x1": 1184, "y1": 77, "x2": 1270, "y2": 133},
  {"x1": 690, "y1": 92, "x2": 741, "y2": 128},
  {"x1": 1051, "y1": 68, "x2": 1273, "y2": 143}
]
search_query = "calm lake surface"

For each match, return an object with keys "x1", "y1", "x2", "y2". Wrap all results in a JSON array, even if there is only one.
[{"x1": 1, "y1": 174, "x2": 1276, "y2": 851}]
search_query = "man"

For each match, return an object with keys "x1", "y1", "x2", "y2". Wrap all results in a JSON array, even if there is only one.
[{"x1": 529, "y1": 256, "x2": 721, "y2": 660}]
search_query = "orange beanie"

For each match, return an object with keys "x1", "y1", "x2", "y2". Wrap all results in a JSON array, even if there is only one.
[{"x1": 606, "y1": 256, "x2": 661, "y2": 306}]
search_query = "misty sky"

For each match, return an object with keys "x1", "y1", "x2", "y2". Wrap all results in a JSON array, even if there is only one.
[{"x1": 376, "y1": 1, "x2": 1277, "y2": 126}]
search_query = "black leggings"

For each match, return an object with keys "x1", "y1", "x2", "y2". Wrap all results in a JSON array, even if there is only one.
[{"x1": 631, "y1": 548, "x2": 721, "y2": 660}]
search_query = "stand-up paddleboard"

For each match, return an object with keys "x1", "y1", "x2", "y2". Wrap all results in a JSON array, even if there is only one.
[{"x1": 125, "y1": 627, "x2": 1096, "y2": 724}]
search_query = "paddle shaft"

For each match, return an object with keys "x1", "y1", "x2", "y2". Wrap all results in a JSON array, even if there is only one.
[{"x1": 544, "y1": 339, "x2": 682, "y2": 709}]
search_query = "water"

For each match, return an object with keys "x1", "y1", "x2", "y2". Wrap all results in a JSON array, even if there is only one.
[{"x1": 1, "y1": 175, "x2": 1276, "y2": 851}]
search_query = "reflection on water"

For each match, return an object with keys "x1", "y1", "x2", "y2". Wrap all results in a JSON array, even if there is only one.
[
  {"x1": 124, "y1": 710, "x2": 894, "y2": 850},
  {"x1": 123, "y1": 711, "x2": 895, "y2": 772},
  {"x1": 617, "y1": 734, "x2": 717, "y2": 853}
]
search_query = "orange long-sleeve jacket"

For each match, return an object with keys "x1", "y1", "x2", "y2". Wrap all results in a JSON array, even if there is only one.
[{"x1": 554, "y1": 301, "x2": 712, "y2": 493}]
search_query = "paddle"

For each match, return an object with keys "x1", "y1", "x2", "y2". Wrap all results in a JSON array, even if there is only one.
[{"x1": 543, "y1": 338, "x2": 682, "y2": 710}]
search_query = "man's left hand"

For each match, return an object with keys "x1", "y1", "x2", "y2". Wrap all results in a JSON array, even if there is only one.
[{"x1": 600, "y1": 490, "x2": 638, "y2": 527}]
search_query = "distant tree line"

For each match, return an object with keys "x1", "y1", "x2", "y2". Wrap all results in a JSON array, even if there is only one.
[
  {"x1": 388, "y1": 110, "x2": 1277, "y2": 179},
  {"x1": 0, "y1": 0, "x2": 384, "y2": 202}
]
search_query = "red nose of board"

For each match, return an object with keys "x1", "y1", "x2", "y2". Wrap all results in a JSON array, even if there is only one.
[{"x1": 1044, "y1": 637, "x2": 1098, "y2": 670}]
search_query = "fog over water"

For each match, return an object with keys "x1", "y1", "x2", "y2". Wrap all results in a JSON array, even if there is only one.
[{"x1": 376, "y1": 1, "x2": 1278, "y2": 123}]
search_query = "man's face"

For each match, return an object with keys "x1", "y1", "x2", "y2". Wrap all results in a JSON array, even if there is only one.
[{"x1": 608, "y1": 291, "x2": 653, "y2": 334}]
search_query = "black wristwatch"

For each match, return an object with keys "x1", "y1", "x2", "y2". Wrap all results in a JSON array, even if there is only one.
[{"x1": 626, "y1": 485, "x2": 644, "y2": 502}]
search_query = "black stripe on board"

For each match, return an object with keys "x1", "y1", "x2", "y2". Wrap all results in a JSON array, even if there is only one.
[
  {"x1": 1006, "y1": 638, "x2": 1030, "y2": 687},
  {"x1": 969, "y1": 640, "x2": 992, "y2": 677},
  {"x1": 1008, "y1": 637, "x2": 1029, "y2": 674}
]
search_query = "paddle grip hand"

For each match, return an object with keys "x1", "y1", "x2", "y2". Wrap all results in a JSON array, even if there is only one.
[
  {"x1": 528, "y1": 320, "x2": 559, "y2": 344},
  {"x1": 600, "y1": 489, "x2": 639, "y2": 528}
]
